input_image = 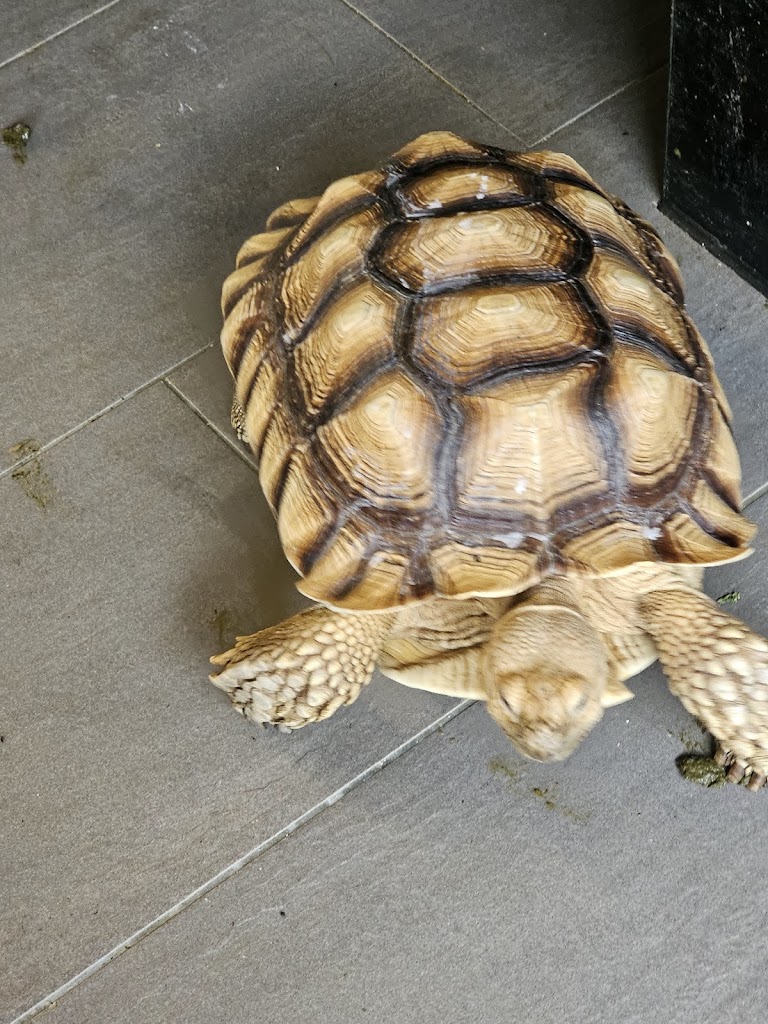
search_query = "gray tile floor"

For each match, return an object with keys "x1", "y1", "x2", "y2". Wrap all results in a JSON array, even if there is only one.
[{"x1": 2, "y1": 2, "x2": 767, "y2": 1022}]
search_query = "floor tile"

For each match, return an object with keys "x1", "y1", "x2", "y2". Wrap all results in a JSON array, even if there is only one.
[
  {"x1": 0, "y1": 0, "x2": 512, "y2": 473},
  {"x1": 346, "y1": 0, "x2": 670, "y2": 143},
  {"x1": 0, "y1": 0, "x2": 108, "y2": 67},
  {"x1": 7, "y1": 3, "x2": 768, "y2": 1022},
  {"x1": 0, "y1": 383, "x2": 455, "y2": 1021},
  {"x1": 167, "y1": 348, "x2": 251, "y2": 468},
  {"x1": 41, "y1": 492, "x2": 768, "y2": 1024}
]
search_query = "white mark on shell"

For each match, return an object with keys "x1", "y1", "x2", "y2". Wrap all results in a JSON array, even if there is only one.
[
  {"x1": 475, "y1": 174, "x2": 490, "y2": 201},
  {"x1": 492, "y1": 531, "x2": 525, "y2": 548}
]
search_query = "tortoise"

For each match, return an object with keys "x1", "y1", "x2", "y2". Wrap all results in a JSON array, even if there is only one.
[{"x1": 210, "y1": 131, "x2": 768, "y2": 789}]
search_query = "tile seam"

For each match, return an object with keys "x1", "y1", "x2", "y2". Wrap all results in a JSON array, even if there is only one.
[
  {"x1": 8, "y1": 699, "x2": 474, "y2": 1024},
  {"x1": 162, "y1": 378, "x2": 259, "y2": 473},
  {"x1": 1, "y1": 345, "x2": 214, "y2": 481},
  {"x1": 335, "y1": 0, "x2": 526, "y2": 147},
  {"x1": 744, "y1": 482, "x2": 768, "y2": 508},
  {"x1": 0, "y1": 0, "x2": 126, "y2": 71},
  {"x1": 529, "y1": 64, "x2": 668, "y2": 147}
]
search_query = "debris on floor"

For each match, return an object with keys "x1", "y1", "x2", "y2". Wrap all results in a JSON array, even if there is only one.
[
  {"x1": 210, "y1": 606, "x2": 239, "y2": 648},
  {"x1": 488, "y1": 756, "x2": 522, "y2": 784},
  {"x1": 674, "y1": 724, "x2": 707, "y2": 754},
  {"x1": 489, "y1": 758, "x2": 590, "y2": 822},
  {"x1": 676, "y1": 754, "x2": 727, "y2": 788},
  {"x1": 9, "y1": 438, "x2": 56, "y2": 510},
  {"x1": 3, "y1": 122, "x2": 32, "y2": 164}
]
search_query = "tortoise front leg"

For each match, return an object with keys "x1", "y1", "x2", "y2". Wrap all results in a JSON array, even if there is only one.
[
  {"x1": 639, "y1": 586, "x2": 768, "y2": 790},
  {"x1": 210, "y1": 607, "x2": 395, "y2": 731}
]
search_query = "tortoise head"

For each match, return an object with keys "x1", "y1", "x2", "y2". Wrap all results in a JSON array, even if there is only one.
[{"x1": 485, "y1": 605, "x2": 612, "y2": 762}]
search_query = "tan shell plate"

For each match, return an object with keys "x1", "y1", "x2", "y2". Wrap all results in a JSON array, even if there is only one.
[{"x1": 221, "y1": 132, "x2": 754, "y2": 611}]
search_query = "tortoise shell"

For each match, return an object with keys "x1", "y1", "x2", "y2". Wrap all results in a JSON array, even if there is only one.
[{"x1": 221, "y1": 131, "x2": 754, "y2": 611}]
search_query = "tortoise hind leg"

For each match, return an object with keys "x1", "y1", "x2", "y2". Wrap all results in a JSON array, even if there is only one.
[
  {"x1": 230, "y1": 396, "x2": 248, "y2": 444},
  {"x1": 639, "y1": 585, "x2": 768, "y2": 790},
  {"x1": 210, "y1": 606, "x2": 394, "y2": 731}
]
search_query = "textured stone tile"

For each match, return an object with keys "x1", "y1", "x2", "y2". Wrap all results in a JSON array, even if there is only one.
[
  {"x1": 0, "y1": 0, "x2": 511, "y2": 473},
  {"x1": 42, "y1": 494, "x2": 768, "y2": 1024},
  {"x1": 346, "y1": 0, "x2": 669, "y2": 143},
  {"x1": 0, "y1": 383, "x2": 455, "y2": 1021},
  {"x1": 0, "y1": 0, "x2": 104, "y2": 67}
]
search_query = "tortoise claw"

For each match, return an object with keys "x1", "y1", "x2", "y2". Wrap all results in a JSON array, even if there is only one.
[
  {"x1": 714, "y1": 744, "x2": 766, "y2": 790},
  {"x1": 713, "y1": 745, "x2": 731, "y2": 768}
]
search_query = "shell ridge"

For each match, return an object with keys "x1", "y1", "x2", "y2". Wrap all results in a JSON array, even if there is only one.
[
  {"x1": 283, "y1": 193, "x2": 382, "y2": 268},
  {"x1": 609, "y1": 196, "x2": 686, "y2": 304},
  {"x1": 222, "y1": 133, "x2": 752, "y2": 609}
]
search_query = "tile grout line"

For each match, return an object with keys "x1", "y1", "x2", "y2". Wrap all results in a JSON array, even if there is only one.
[
  {"x1": 162, "y1": 378, "x2": 259, "y2": 473},
  {"x1": 744, "y1": 481, "x2": 768, "y2": 509},
  {"x1": 335, "y1": 1, "x2": 665, "y2": 153},
  {"x1": 529, "y1": 64, "x2": 668, "y2": 147},
  {"x1": 9, "y1": 700, "x2": 474, "y2": 1024},
  {"x1": 335, "y1": 0, "x2": 527, "y2": 148},
  {"x1": 0, "y1": 0, "x2": 126, "y2": 71},
  {"x1": 0, "y1": 345, "x2": 213, "y2": 481}
]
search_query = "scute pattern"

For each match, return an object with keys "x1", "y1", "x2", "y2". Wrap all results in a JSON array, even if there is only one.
[
  {"x1": 395, "y1": 163, "x2": 529, "y2": 216},
  {"x1": 316, "y1": 369, "x2": 437, "y2": 509},
  {"x1": 241, "y1": 352, "x2": 280, "y2": 456},
  {"x1": 374, "y1": 206, "x2": 581, "y2": 293},
  {"x1": 221, "y1": 131, "x2": 754, "y2": 611},
  {"x1": 457, "y1": 363, "x2": 610, "y2": 523},
  {"x1": 293, "y1": 279, "x2": 398, "y2": 418},
  {"x1": 277, "y1": 447, "x2": 336, "y2": 559},
  {"x1": 604, "y1": 346, "x2": 699, "y2": 492},
  {"x1": 411, "y1": 282, "x2": 597, "y2": 387},
  {"x1": 584, "y1": 250, "x2": 698, "y2": 370},
  {"x1": 284, "y1": 171, "x2": 384, "y2": 260},
  {"x1": 281, "y1": 206, "x2": 385, "y2": 336}
]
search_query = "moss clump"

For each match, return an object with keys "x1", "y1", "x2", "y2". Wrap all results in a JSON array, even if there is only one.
[
  {"x1": 676, "y1": 754, "x2": 726, "y2": 788},
  {"x1": 210, "y1": 607, "x2": 238, "y2": 648},
  {"x1": 9, "y1": 439, "x2": 55, "y2": 510},
  {"x1": 3, "y1": 122, "x2": 31, "y2": 164},
  {"x1": 488, "y1": 757, "x2": 521, "y2": 783}
]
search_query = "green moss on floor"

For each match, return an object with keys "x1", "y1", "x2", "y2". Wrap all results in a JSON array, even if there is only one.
[
  {"x1": 210, "y1": 607, "x2": 239, "y2": 648},
  {"x1": 9, "y1": 439, "x2": 55, "y2": 510},
  {"x1": 489, "y1": 758, "x2": 590, "y2": 822},
  {"x1": 488, "y1": 756, "x2": 522, "y2": 783},
  {"x1": 3, "y1": 122, "x2": 31, "y2": 164},
  {"x1": 676, "y1": 754, "x2": 727, "y2": 788}
]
